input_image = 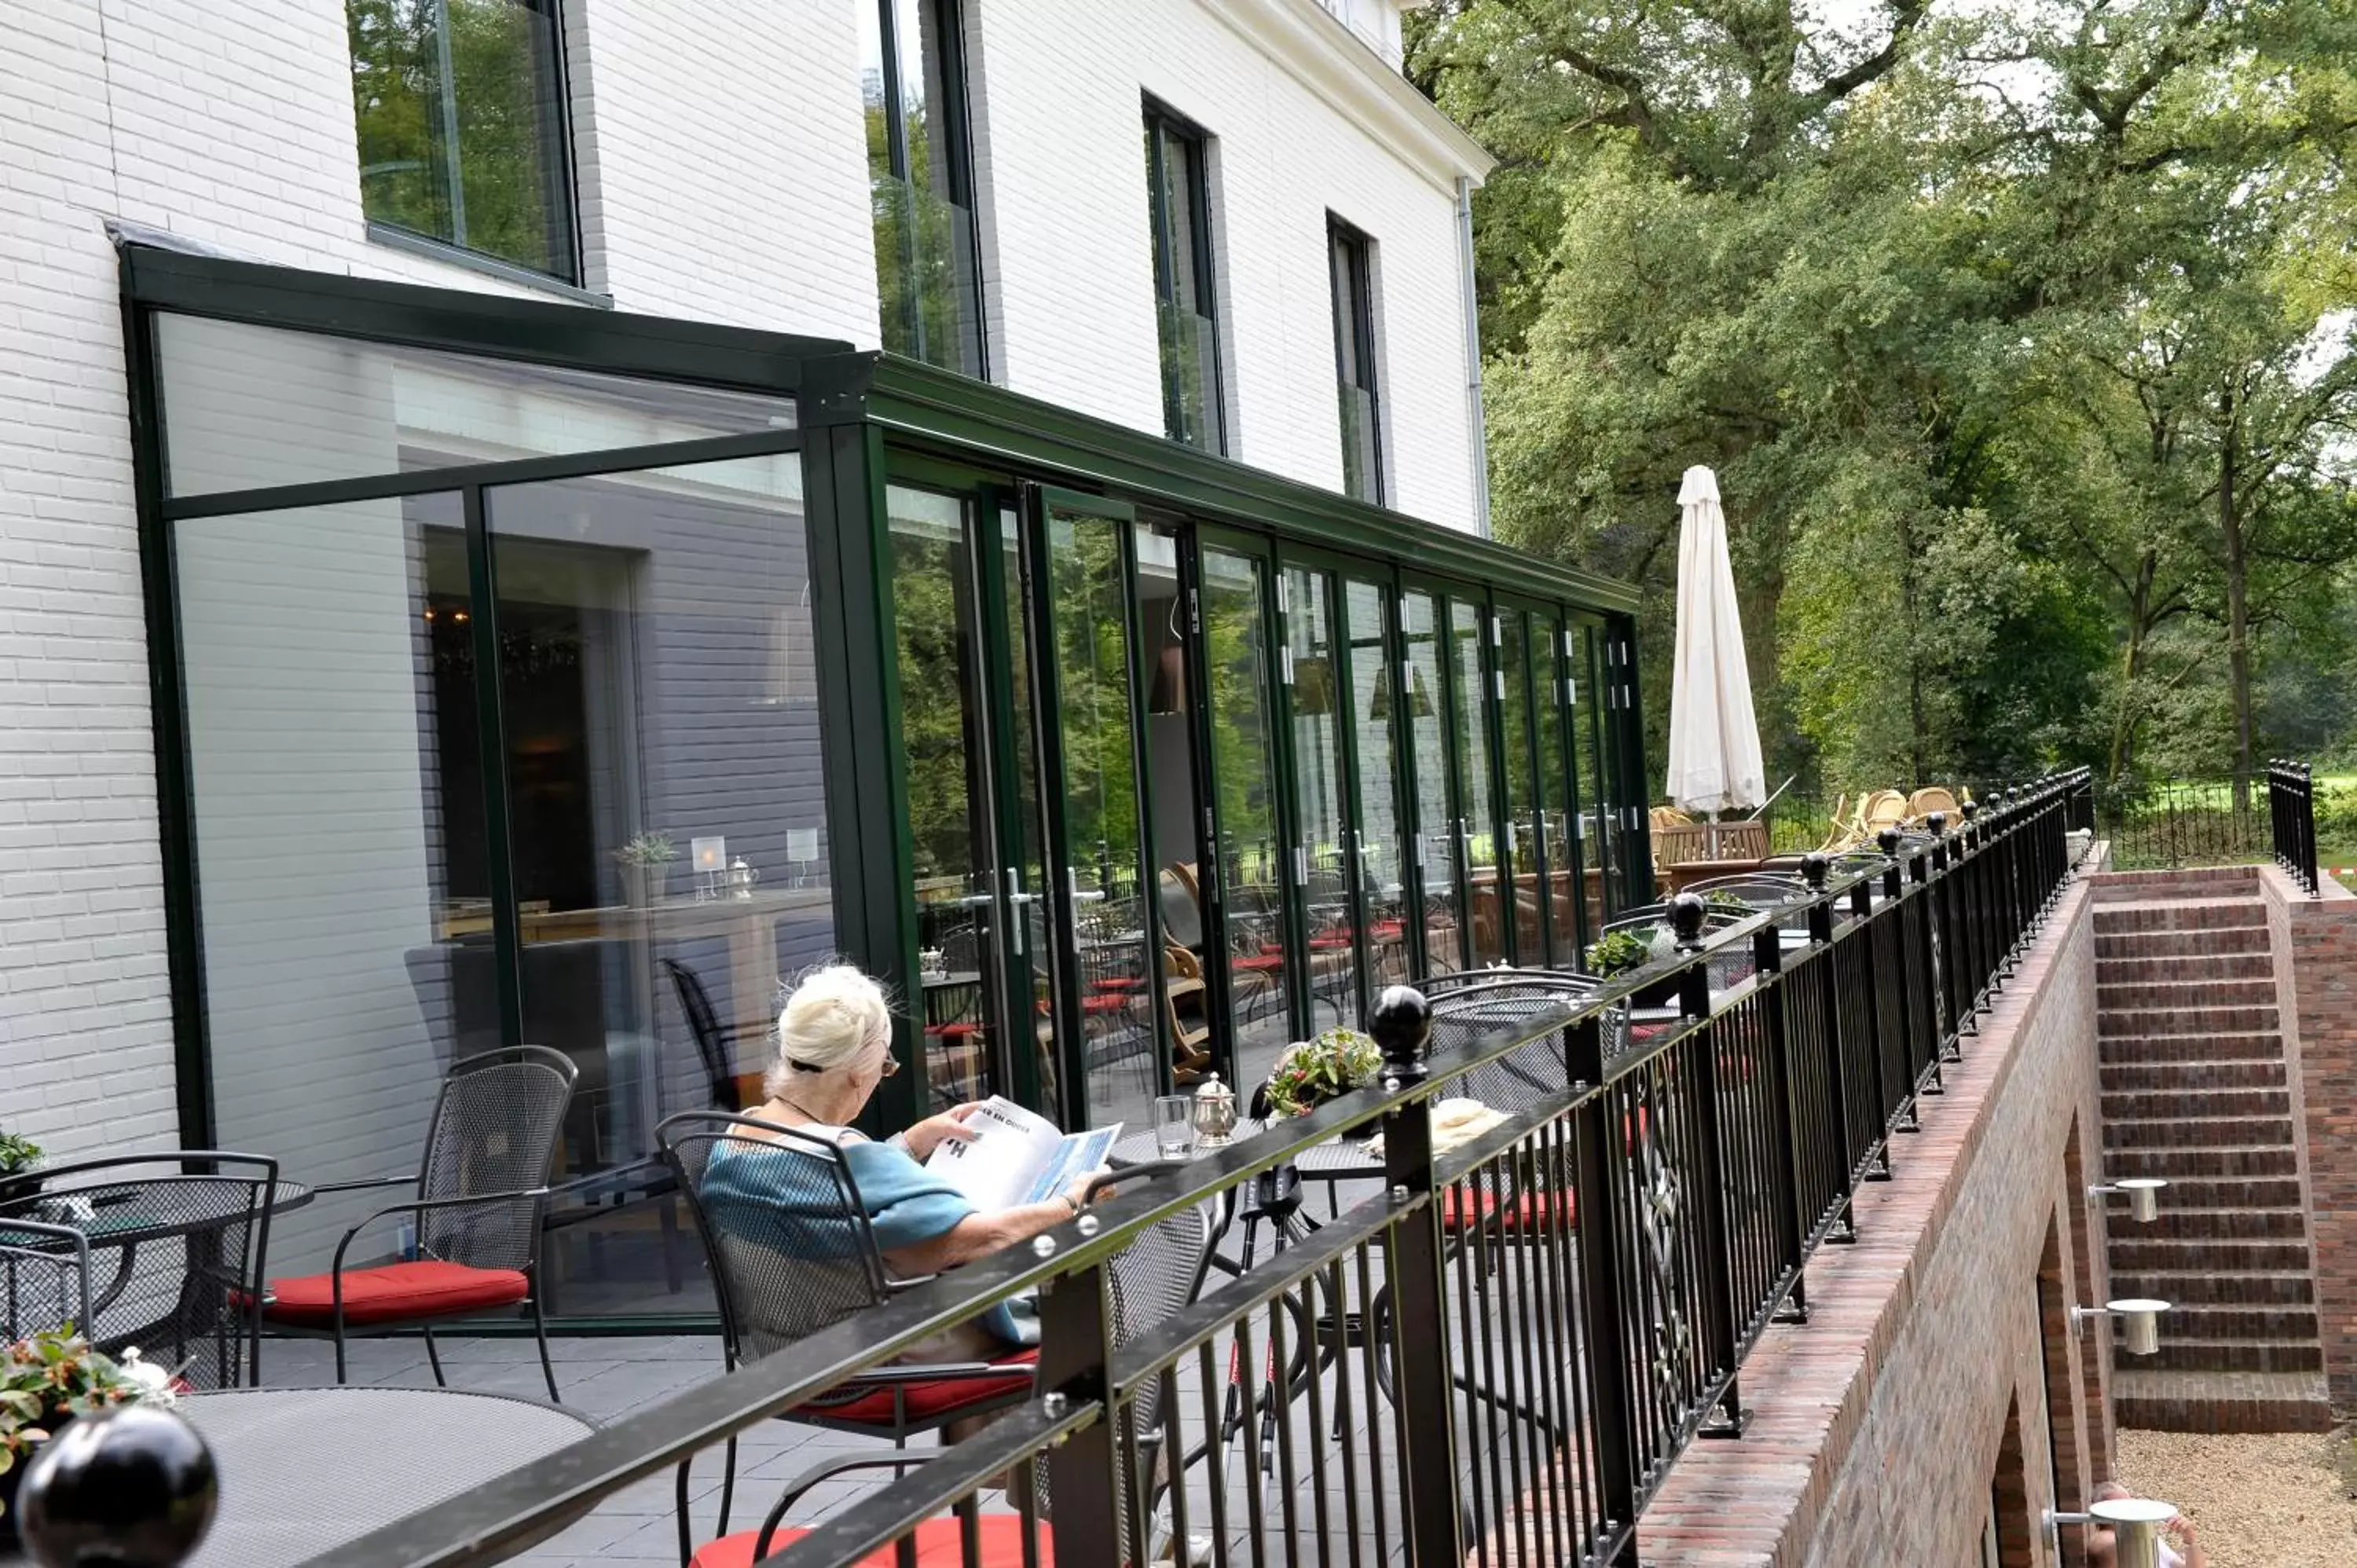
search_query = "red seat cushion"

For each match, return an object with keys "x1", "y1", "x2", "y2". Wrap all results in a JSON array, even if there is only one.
[
  {"x1": 263, "y1": 1261, "x2": 530, "y2": 1327},
  {"x1": 812, "y1": 1349, "x2": 1037, "y2": 1425},
  {"x1": 1439, "y1": 1187, "x2": 1574, "y2": 1234},
  {"x1": 694, "y1": 1515, "x2": 1053, "y2": 1568}
]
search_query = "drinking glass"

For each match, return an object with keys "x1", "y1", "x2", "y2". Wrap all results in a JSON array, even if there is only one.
[{"x1": 1153, "y1": 1095, "x2": 1196, "y2": 1159}]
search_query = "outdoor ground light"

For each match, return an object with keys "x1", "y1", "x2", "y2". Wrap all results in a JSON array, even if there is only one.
[
  {"x1": 2047, "y1": 1497, "x2": 2179, "y2": 1568},
  {"x1": 2073, "y1": 1298, "x2": 2172, "y2": 1355},
  {"x1": 2089, "y1": 1177, "x2": 2168, "y2": 1222}
]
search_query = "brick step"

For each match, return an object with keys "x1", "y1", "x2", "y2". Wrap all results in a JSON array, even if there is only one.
[
  {"x1": 2099, "y1": 1032, "x2": 2285, "y2": 1065},
  {"x1": 2108, "y1": 1269, "x2": 2314, "y2": 1306},
  {"x1": 2100, "y1": 1086, "x2": 2289, "y2": 1119},
  {"x1": 2091, "y1": 899, "x2": 2267, "y2": 935},
  {"x1": 2121, "y1": 1178, "x2": 2304, "y2": 1211},
  {"x1": 2101, "y1": 1060, "x2": 2286, "y2": 1094},
  {"x1": 2096, "y1": 977, "x2": 2280, "y2": 1009},
  {"x1": 2095, "y1": 927, "x2": 2273, "y2": 961},
  {"x1": 2118, "y1": 1206, "x2": 2311, "y2": 1241},
  {"x1": 2110, "y1": 1368, "x2": 2335, "y2": 1434},
  {"x1": 2108, "y1": 1235, "x2": 2315, "y2": 1271},
  {"x1": 2091, "y1": 868, "x2": 2261, "y2": 899},
  {"x1": 2104, "y1": 1144, "x2": 2300, "y2": 1179},
  {"x1": 2136, "y1": 1302, "x2": 2319, "y2": 1340},
  {"x1": 2135, "y1": 1338, "x2": 2325, "y2": 1374},
  {"x1": 2102, "y1": 1114, "x2": 2297, "y2": 1151},
  {"x1": 2099, "y1": 1004, "x2": 2281, "y2": 1039},
  {"x1": 2094, "y1": 952, "x2": 2275, "y2": 984}
]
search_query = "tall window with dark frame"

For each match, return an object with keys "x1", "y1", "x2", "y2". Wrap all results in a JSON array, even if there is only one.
[
  {"x1": 1143, "y1": 104, "x2": 1225, "y2": 452},
  {"x1": 1327, "y1": 218, "x2": 1384, "y2": 504},
  {"x1": 346, "y1": 0, "x2": 580, "y2": 283},
  {"x1": 860, "y1": 0, "x2": 988, "y2": 379}
]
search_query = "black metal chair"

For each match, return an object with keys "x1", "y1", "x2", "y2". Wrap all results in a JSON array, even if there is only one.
[
  {"x1": 0, "y1": 1217, "x2": 97, "y2": 1340},
  {"x1": 658, "y1": 1112, "x2": 1049, "y2": 1566},
  {"x1": 691, "y1": 1160, "x2": 1219, "y2": 1568},
  {"x1": 262, "y1": 1045, "x2": 577, "y2": 1399},
  {"x1": 665, "y1": 958, "x2": 764, "y2": 1111},
  {"x1": 0, "y1": 1152, "x2": 280, "y2": 1389}
]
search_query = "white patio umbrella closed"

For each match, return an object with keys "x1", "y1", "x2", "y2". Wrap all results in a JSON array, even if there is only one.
[{"x1": 1664, "y1": 466, "x2": 1766, "y2": 834}]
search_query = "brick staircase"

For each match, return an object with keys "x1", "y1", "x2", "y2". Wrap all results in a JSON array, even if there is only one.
[{"x1": 2091, "y1": 867, "x2": 2336, "y2": 1433}]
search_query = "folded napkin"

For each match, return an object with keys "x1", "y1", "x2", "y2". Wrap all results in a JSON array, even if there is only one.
[{"x1": 1363, "y1": 1098, "x2": 1508, "y2": 1160}]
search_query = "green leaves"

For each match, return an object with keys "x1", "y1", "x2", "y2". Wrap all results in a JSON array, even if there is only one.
[{"x1": 1420, "y1": 0, "x2": 2357, "y2": 786}]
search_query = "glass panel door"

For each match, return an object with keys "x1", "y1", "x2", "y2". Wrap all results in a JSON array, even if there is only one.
[
  {"x1": 1539, "y1": 611, "x2": 1584, "y2": 964},
  {"x1": 1198, "y1": 538, "x2": 1292, "y2": 1084},
  {"x1": 1282, "y1": 562, "x2": 1357, "y2": 1032},
  {"x1": 1028, "y1": 488, "x2": 1158, "y2": 1131},
  {"x1": 1401, "y1": 588, "x2": 1459, "y2": 972},
  {"x1": 1497, "y1": 606, "x2": 1544, "y2": 965},
  {"x1": 1342, "y1": 576, "x2": 1410, "y2": 997},
  {"x1": 888, "y1": 484, "x2": 1034, "y2": 1114},
  {"x1": 1571, "y1": 615, "x2": 1615, "y2": 935},
  {"x1": 1450, "y1": 596, "x2": 1508, "y2": 967}
]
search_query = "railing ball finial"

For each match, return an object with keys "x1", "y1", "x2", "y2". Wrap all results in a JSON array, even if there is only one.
[
  {"x1": 1876, "y1": 826, "x2": 1902, "y2": 857},
  {"x1": 1961, "y1": 798, "x2": 1978, "y2": 823},
  {"x1": 20, "y1": 1404, "x2": 217, "y2": 1568},
  {"x1": 1370, "y1": 984, "x2": 1432, "y2": 1081},
  {"x1": 1801, "y1": 851, "x2": 1830, "y2": 892},
  {"x1": 1926, "y1": 810, "x2": 1947, "y2": 838},
  {"x1": 1669, "y1": 892, "x2": 1708, "y2": 950}
]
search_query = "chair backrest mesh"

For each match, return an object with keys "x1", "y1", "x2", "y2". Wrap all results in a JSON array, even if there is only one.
[
  {"x1": 665, "y1": 959, "x2": 737, "y2": 1108},
  {"x1": 658, "y1": 1113, "x2": 889, "y2": 1367},
  {"x1": 416, "y1": 1046, "x2": 576, "y2": 1270},
  {"x1": 0, "y1": 1220, "x2": 93, "y2": 1341},
  {"x1": 0, "y1": 1154, "x2": 277, "y2": 1389},
  {"x1": 1430, "y1": 982, "x2": 1589, "y2": 1112}
]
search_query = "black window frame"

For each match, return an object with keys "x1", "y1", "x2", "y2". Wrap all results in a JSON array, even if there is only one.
[
  {"x1": 347, "y1": 0, "x2": 585, "y2": 288},
  {"x1": 1327, "y1": 215, "x2": 1384, "y2": 505},
  {"x1": 1143, "y1": 98, "x2": 1226, "y2": 455},
  {"x1": 866, "y1": 0, "x2": 991, "y2": 380}
]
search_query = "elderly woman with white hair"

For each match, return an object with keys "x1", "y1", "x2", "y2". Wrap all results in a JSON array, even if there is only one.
[{"x1": 698, "y1": 964, "x2": 1099, "y2": 1353}]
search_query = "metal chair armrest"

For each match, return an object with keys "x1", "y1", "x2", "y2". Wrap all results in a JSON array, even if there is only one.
[
  {"x1": 834, "y1": 1358, "x2": 1033, "y2": 1386},
  {"x1": 325, "y1": 1187, "x2": 554, "y2": 1282},
  {"x1": 752, "y1": 1453, "x2": 945, "y2": 1558},
  {"x1": 305, "y1": 1174, "x2": 419, "y2": 1197},
  {"x1": 1083, "y1": 1158, "x2": 1186, "y2": 1203}
]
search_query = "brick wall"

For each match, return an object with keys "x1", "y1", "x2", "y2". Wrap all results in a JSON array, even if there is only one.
[
  {"x1": 0, "y1": 0, "x2": 1482, "y2": 1156},
  {"x1": 2260, "y1": 863, "x2": 2357, "y2": 1406},
  {"x1": 1643, "y1": 874, "x2": 2112, "y2": 1566}
]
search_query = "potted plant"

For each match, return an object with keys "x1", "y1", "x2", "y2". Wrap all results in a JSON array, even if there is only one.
[
  {"x1": 612, "y1": 831, "x2": 679, "y2": 907},
  {"x1": 1258, "y1": 1028, "x2": 1382, "y2": 1124},
  {"x1": 0, "y1": 1332, "x2": 176, "y2": 1545},
  {"x1": 0, "y1": 1134, "x2": 38, "y2": 1180},
  {"x1": 1587, "y1": 925, "x2": 1691, "y2": 1007}
]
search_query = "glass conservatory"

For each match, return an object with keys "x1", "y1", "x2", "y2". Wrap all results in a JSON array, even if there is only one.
[{"x1": 123, "y1": 245, "x2": 1648, "y2": 1321}]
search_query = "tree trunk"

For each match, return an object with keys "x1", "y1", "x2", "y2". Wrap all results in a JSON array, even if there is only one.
[
  {"x1": 2220, "y1": 384, "x2": 2254, "y2": 811},
  {"x1": 2107, "y1": 549, "x2": 2158, "y2": 782}
]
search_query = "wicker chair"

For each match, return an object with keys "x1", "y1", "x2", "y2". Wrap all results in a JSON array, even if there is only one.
[
  {"x1": 689, "y1": 1159, "x2": 1218, "y2": 1568},
  {"x1": 262, "y1": 1046, "x2": 577, "y2": 1398},
  {"x1": 1907, "y1": 786, "x2": 1961, "y2": 823},
  {"x1": 0, "y1": 1152, "x2": 280, "y2": 1389}
]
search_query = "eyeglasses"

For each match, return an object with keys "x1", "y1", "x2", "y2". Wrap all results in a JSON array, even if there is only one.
[{"x1": 875, "y1": 1042, "x2": 900, "y2": 1079}]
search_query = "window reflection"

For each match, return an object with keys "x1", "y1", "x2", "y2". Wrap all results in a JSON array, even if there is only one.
[
  {"x1": 1499, "y1": 612, "x2": 1543, "y2": 964},
  {"x1": 1346, "y1": 581, "x2": 1409, "y2": 991},
  {"x1": 1537, "y1": 617, "x2": 1582, "y2": 963},
  {"x1": 1201, "y1": 548, "x2": 1289, "y2": 1083},
  {"x1": 1288, "y1": 568, "x2": 1355, "y2": 1029},
  {"x1": 1453, "y1": 599, "x2": 1505, "y2": 966},
  {"x1": 860, "y1": 0, "x2": 986, "y2": 376},
  {"x1": 1404, "y1": 592, "x2": 1457, "y2": 971}
]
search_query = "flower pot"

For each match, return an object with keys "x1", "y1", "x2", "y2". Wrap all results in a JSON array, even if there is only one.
[{"x1": 621, "y1": 862, "x2": 672, "y2": 908}]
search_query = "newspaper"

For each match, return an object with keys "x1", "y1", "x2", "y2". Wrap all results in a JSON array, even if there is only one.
[{"x1": 923, "y1": 1097, "x2": 1122, "y2": 1212}]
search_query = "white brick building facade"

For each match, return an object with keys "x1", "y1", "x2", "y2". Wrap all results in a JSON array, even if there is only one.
[{"x1": 0, "y1": 0, "x2": 1490, "y2": 1157}]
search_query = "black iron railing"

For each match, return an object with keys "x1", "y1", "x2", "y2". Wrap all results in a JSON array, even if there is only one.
[
  {"x1": 294, "y1": 771, "x2": 2091, "y2": 1568},
  {"x1": 2269, "y1": 760, "x2": 2320, "y2": 896}
]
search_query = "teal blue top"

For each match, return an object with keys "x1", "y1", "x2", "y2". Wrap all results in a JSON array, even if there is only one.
[{"x1": 700, "y1": 1132, "x2": 1037, "y2": 1345}]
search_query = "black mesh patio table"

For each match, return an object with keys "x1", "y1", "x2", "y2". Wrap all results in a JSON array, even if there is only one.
[{"x1": 168, "y1": 1387, "x2": 594, "y2": 1566}]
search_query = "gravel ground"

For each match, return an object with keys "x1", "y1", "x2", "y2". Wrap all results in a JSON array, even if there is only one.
[{"x1": 2112, "y1": 1427, "x2": 2357, "y2": 1566}]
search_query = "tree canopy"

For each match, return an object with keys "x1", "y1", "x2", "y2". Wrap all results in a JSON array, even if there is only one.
[{"x1": 1411, "y1": 0, "x2": 2357, "y2": 792}]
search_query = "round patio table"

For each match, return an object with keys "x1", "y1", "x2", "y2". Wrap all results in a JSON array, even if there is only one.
[{"x1": 139, "y1": 1387, "x2": 592, "y2": 1567}]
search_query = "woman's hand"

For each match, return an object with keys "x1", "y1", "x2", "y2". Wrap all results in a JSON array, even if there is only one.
[
  {"x1": 1061, "y1": 1166, "x2": 1115, "y2": 1214},
  {"x1": 900, "y1": 1102, "x2": 985, "y2": 1162}
]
